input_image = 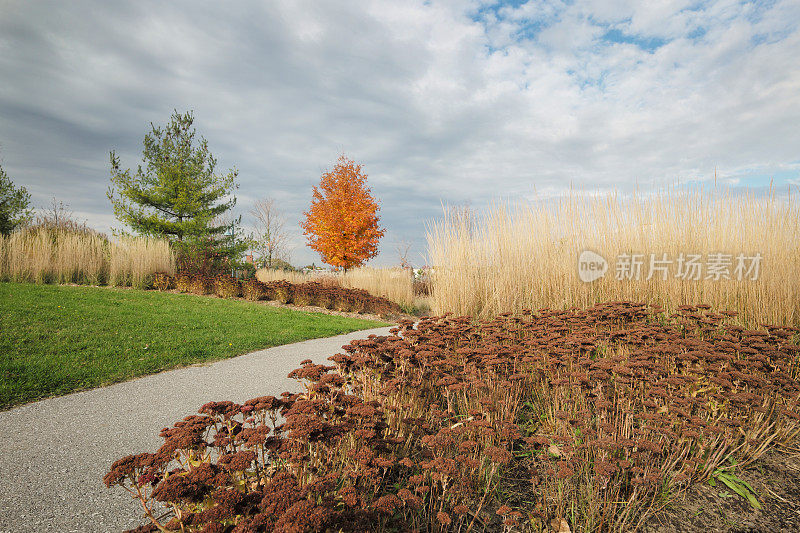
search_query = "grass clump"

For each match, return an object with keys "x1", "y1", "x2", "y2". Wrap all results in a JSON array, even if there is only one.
[
  {"x1": 0, "y1": 228, "x2": 174, "y2": 288},
  {"x1": 0, "y1": 282, "x2": 387, "y2": 409},
  {"x1": 106, "y1": 301, "x2": 799, "y2": 532}
]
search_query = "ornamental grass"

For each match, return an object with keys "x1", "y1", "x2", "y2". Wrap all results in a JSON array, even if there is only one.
[
  {"x1": 255, "y1": 266, "x2": 415, "y2": 309},
  {"x1": 428, "y1": 187, "x2": 800, "y2": 328},
  {"x1": 0, "y1": 228, "x2": 173, "y2": 288}
]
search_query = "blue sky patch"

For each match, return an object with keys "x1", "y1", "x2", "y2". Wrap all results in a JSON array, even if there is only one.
[{"x1": 602, "y1": 28, "x2": 668, "y2": 52}]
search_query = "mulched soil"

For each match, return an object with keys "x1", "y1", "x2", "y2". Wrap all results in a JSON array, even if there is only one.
[
  {"x1": 489, "y1": 443, "x2": 800, "y2": 532},
  {"x1": 245, "y1": 297, "x2": 407, "y2": 323},
  {"x1": 640, "y1": 444, "x2": 800, "y2": 533}
]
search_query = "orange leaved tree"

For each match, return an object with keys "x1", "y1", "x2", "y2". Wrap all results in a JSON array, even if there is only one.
[{"x1": 301, "y1": 156, "x2": 385, "y2": 271}]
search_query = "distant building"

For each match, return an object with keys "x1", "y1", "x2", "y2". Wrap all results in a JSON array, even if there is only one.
[{"x1": 301, "y1": 265, "x2": 329, "y2": 274}]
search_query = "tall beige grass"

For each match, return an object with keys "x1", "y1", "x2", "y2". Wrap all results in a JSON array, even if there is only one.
[
  {"x1": 255, "y1": 268, "x2": 318, "y2": 285},
  {"x1": 4, "y1": 230, "x2": 56, "y2": 283},
  {"x1": 0, "y1": 237, "x2": 5, "y2": 282},
  {"x1": 428, "y1": 186, "x2": 800, "y2": 328},
  {"x1": 256, "y1": 266, "x2": 415, "y2": 307},
  {"x1": 338, "y1": 267, "x2": 414, "y2": 308},
  {"x1": 108, "y1": 236, "x2": 175, "y2": 288},
  {"x1": 0, "y1": 229, "x2": 174, "y2": 288},
  {"x1": 55, "y1": 231, "x2": 107, "y2": 285}
]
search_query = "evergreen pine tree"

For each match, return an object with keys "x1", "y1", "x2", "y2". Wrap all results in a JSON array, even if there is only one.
[{"x1": 108, "y1": 110, "x2": 245, "y2": 273}]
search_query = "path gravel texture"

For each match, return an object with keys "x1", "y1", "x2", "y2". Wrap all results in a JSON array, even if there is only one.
[{"x1": 0, "y1": 326, "x2": 393, "y2": 533}]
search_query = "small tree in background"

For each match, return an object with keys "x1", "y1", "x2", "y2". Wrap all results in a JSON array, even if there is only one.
[
  {"x1": 108, "y1": 110, "x2": 244, "y2": 274},
  {"x1": 250, "y1": 197, "x2": 289, "y2": 268},
  {"x1": 0, "y1": 163, "x2": 32, "y2": 235},
  {"x1": 396, "y1": 240, "x2": 413, "y2": 270},
  {"x1": 32, "y1": 198, "x2": 92, "y2": 234},
  {"x1": 301, "y1": 155, "x2": 384, "y2": 271}
]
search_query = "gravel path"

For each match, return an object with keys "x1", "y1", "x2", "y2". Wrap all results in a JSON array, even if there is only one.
[{"x1": 0, "y1": 326, "x2": 393, "y2": 533}]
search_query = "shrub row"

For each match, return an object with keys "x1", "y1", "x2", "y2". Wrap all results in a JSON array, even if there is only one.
[
  {"x1": 155, "y1": 273, "x2": 401, "y2": 315},
  {"x1": 106, "y1": 302, "x2": 800, "y2": 532}
]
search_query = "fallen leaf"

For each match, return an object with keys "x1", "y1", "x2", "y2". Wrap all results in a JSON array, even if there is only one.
[{"x1": 550, "y1": 518, "x2": 571, "y2": 533}]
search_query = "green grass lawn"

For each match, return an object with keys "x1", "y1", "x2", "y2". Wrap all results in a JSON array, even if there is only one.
[{"x1": 0, "y1": 282, "x2": 388, "y2": 409}]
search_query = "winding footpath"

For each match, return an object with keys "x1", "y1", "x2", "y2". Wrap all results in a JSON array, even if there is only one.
[{"x1": 0, "y1": 326, "x2": 393, "y2": 533}]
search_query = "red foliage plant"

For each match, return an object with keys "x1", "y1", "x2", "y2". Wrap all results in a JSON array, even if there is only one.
[
  {"x1": 242, "y1": 279, "x2": 268, "y2": 301},
  {"x1": 153, "y1": 272, "x2": 174, "y2": 291},
  {"x1": 214, "y1": 276, "x2": 242, "y2": 299},
  {"x1": 189, "y1": 275, "x2": 214, "y2": 296},
  {"x1": 106, "y1": 302, "x2": 800, "y2": 532},
  {"x1": 153, "y1": 273, "x2": 400, "y2": 315},
  {"x1": 174, "y1": 273, "x2": 193, "y2": 293}
]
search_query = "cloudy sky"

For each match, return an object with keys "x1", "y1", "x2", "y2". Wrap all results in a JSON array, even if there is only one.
[{"x1": 1, "y1": 0, "x2": 798, "y2": 267}]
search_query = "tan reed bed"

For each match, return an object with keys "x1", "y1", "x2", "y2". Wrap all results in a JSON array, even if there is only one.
[
  {"x1": 255, "y1": 268, "x2": 316, "y2": 285},
  {"x1": 0, "y1": 228, "x2": 174, "y2": 288},
  {"x1": 108, "y1": 236, "x2": 174, "y2": 289},
  {"x1": 338, "y1": 267, "x2": 414, "y2": 308},
  {"x1": 54, "y1": 231, "x2": 107, "y2": 285},
  {"x1": 427, "y1": 186, "x2": 800, "y2": 328}
]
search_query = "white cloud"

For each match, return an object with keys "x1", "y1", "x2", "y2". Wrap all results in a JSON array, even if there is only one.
[{"x1": 0, "y1": 0, "x2": 798, "y2": 266}]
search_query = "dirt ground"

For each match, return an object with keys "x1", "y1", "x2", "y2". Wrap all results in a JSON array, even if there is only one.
[{"x1": 640, "y1": 444, "x2": 800, "y2": 533}]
